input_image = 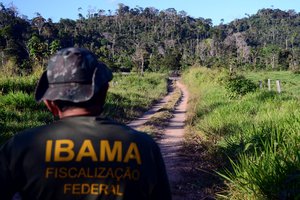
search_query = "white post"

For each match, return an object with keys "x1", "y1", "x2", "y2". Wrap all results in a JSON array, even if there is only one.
[
  {"x1": 268, "y1": 79, "x2": 271, "y2": 91},
  {"x1": 276, "y1": 80, "x2": 281, "y2": 93}
]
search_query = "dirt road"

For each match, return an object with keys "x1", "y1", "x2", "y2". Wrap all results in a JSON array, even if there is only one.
[
  {"x1": 157, "y1": 81, "x2": 190, "y2": 200},
  {"x1": 128, "y1": 79, "x2": 192, "y2": 199}
]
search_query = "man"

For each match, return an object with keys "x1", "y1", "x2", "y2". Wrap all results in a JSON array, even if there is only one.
[{"x1": 0, "y1": 47, "x2": 171, "y2": 200}]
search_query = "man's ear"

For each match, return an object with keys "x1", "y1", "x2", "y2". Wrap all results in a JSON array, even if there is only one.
[{"x1": 43, "y1": 100, "x2": 60, "y2": 117}]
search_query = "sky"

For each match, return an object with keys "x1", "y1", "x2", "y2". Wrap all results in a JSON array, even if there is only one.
[{"x1": 1, "y1": 0, "x2": 300, "y2": 25}]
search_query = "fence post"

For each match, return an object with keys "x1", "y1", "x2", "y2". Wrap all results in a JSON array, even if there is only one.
[
  {"x1": 276, "y1": 80, "x2": 281, "y2": 93},
  {"x1": 268, "y1": 79, "x2": 271, "y2": 91}
]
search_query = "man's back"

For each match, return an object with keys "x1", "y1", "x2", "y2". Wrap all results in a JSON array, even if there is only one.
[{"x1": 0, "y1": 116, "x2": 171, "y2": 200}]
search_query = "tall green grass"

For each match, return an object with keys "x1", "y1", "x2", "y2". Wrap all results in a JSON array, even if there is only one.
[
  {"x1": 182, "y1": 67, "x2": 300, "y2": 199},
  {"x1": 0, "y1": 73, "x2": 167, "y2": 145},
  {"x1": 104, "y1": 73, "x2": 168, "y2": 122},
  {"x1": 0, "y1": 75, "x2": 39, "y2": 94},
  {"x1": 0, "y1": 91, "x2": 52, "y2": 144}
]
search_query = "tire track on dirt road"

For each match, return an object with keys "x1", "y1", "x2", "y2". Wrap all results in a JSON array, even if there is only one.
[
  {"x1": 157, "y1": 81, "x2": 190, "y2": 200},
  {"x1": 128, "y1": 79, "x2": 191, "y2": 200}
]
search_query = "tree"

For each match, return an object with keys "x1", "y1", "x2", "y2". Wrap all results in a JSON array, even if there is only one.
[
  {"x1": 49, "y1": 39, "x2": 61, "y2": 55},
  {"x1": 27, "y1": 35, "x2": 47, "y2": 65},
  {"x1": 32, "y1": 13, "x2": 45, "y2": 35},
  {"x1": 163, "y1": 49, "x2": 182, "y2": 71},
  {"x1": 132, "y1": 43, "x2": 148, "y2": 74},
  {"x1": 0, "y1": 3, "x2": 30, "y2": 71},
  {"x1": 2, "y1": 3, "x2": 300, "y2": 73}
]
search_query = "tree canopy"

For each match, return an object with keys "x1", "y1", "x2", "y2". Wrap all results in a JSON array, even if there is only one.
[{"x1": 1, "y1": 3, "x2": 300, "y2": 74}]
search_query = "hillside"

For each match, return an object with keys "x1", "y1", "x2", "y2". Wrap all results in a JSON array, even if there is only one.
[{"x1": 1, "y1": 3, "x2": 300, "y2": 74}]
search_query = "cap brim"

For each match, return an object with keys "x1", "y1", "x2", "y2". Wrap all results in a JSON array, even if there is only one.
[
  {"x1": 41, "y1": 83, "x2": 94, "y2": 103},
  {"x1": 35, "y1": 71, "x2": 49, "y2": 102},
  {"x1": 94, "y1": 62, "x2": 113, "y2": 88}
]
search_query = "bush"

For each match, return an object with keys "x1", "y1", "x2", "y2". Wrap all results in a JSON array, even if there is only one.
[{"x1": 224, "y1": 74, "x2": 258, "y2": 98}]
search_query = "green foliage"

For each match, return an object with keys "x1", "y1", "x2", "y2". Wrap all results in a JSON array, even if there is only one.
[
  {"x1": 223, "y1": 74, "x2": 258, "y2": 98},
  {"x1": 182, "y1": 67, "x2": 300, "y2": 199},
  {"x1": 1, "y1": 92, "x2": 41, "y2": 110},
  {"x1": 104, "y1": 73, "x2": 168, "y2": 122},
  {"x1": 49, "y1": 39, "x2": 61, "y2": 55},
  {"x1": 0, "y1": 91, "x2": 51, "y2": 144},
  {"x1": 0, "y1": 75, "x2": 39, "y2": 94},
  {"x1": 0, "y1": 4, "x2": 30, "y2": 69},
  {"x1": 219, "y1": 117, "x2": 300, "y2": 199},
  {"x1": 2, "y1": 4, "x2": 300, "y2": 73},
  {"x1": 0, "y1": 58, "x2": 17, "y2": 76},
  {"x1": 0, "y1": 74, "x2": 51, "y2": 144},
  {"x1": 162, "y1": 50, "x2": 182, "y2": 71},
  {"x1": 244, "y1": 71, "x2": 300, "y2": 97},
  {"x1": 27, "y1": 35, "x2": 48, "y2": 63}
]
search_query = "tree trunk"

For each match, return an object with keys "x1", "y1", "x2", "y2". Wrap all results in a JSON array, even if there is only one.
[
  {"x1": 141, "y1": 57, "x2": 144, "y2": 76},
  {"x1": 272, "y1": 54, "x2": 276, "y2": 69}
]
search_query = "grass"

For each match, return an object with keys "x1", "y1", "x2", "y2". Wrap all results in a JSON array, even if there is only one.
[
  {"x1": 244, "y1": 71, "x2": 300, "y2": 97},
  {"x1": 0, "y1": 75, "x2": 39, "y2": 94},
  {"x1": 0, "y1": 91, "x2": 52, "y2": 144},
  {"x1": 104, "y1": 73, "x2": 168, "y2": 122},
  {"x1": 0, "y1": 72, "x2": 168, "y2": 145},
  {"x1": 182, "y1": 66, "x2": 300, "y2": 199}
]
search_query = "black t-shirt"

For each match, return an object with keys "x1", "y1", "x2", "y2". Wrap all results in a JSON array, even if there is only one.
[{"x1": 0, "y1": 116, "x2": 171, "y2": 200}]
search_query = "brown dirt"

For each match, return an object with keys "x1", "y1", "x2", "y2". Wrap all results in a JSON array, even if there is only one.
[
  {"x1": 129, "y1": 79, "x2": 224, "y2": 200},
  {"x1": 156, "y1": 80, "x2": 192, "y2": 200},
  {"x1": 127, "y1": 86, "x2": 173, "y2": 129}
]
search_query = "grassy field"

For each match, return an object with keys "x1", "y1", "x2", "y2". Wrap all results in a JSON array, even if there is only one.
[
  {"x1": 182, "y1": 67, "x2": 300, "y2": 199},
  {"x1": 244, "y1": 71, "x2": 300, "y2": 98},
  {"x1": 104, "y1": 73, "x2": 168, "y2": 122},
  {"x1": 0, "y1": 72, "x2": 168, "y2": 144}
]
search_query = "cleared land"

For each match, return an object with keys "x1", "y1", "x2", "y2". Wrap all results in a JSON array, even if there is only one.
[{"x1": 182, "y1": 67, "x2": 300, "y2": 199}]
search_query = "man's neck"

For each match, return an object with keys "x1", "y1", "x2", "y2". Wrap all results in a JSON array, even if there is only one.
[{"x1": 59, "y1": 107, "x2": 101, "y2": 118}]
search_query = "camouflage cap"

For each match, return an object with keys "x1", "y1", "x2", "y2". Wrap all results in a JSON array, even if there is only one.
[{"x1": 35, "y1": 47, "x2": 113, "y2": 102}]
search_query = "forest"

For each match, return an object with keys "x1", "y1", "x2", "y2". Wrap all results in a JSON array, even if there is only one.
[{"x1": 1, "y1": 3, "x2": 300, "y2": 74}]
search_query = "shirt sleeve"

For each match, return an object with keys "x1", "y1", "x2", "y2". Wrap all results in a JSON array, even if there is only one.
[
  {"x1": 150, "y1": 144, "x2": 172, "y2": 200},
  {"x1": 0, "y1": 140, "x2": 16, "y2": 200}
]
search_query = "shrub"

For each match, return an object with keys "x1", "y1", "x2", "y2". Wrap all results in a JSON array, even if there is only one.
[{"x1": 224, "y1": 74, "x2": 258, "y2": 98}]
